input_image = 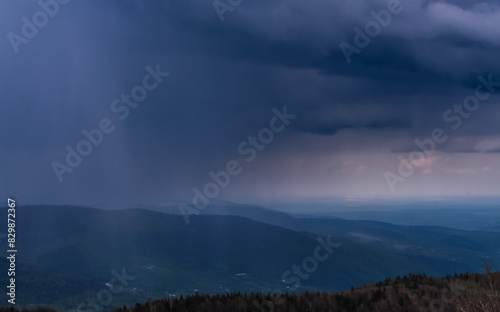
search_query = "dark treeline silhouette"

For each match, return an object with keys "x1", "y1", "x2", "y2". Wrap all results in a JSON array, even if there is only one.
[
  {"x1": 1, "y1": 270, "x2": 498, "y2": 312},
  {"x1": 0, "y1": 308, "x2": 56, "y2": 312},
  {"x1": 112, "y1": 271, "x2": 499, "y2": 312}
]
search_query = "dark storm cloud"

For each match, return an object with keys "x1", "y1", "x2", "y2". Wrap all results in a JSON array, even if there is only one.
[
  {"x1": 1, "y1": 0, "x2": 500, "y2": 204},
  {"x1": 159, "y1": 0, "x2": 500, "y2": 82},
  {"x1": 154, "y1": 0, "x2": 500, "y2": 141},
  {"x1": 294, "y1": 118, "x2": 410, "y2": 136}
]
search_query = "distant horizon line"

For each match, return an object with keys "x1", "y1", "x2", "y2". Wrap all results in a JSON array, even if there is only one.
[{"x1": 6, "y1": 194, "x2": 499, "y2": 209}]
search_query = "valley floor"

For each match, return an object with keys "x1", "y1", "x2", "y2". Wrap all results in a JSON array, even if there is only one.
[{"x1": 3, "y1": 271, "x2": 499, "y2": 312}]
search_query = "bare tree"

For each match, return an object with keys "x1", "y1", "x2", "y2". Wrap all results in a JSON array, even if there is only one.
[{"x1": 455, "y1": 265, "x2": 500, "y2": 312}]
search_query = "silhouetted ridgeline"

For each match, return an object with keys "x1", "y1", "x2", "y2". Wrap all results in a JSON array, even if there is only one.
[
  {"x1": 111, "y1": 272, "x2": 500, "y2": 312},
  {"x1": 1, "y1": 272, "x2": 498, "y2": 312},
  {"x1": 113, "y1": 271, "x2": 498, "y2": 312},
  {"x1": 0, "y1": 308, "x2": 56, "y2": 312},
  {"x1": 104, "y1": 271, "x2": 496, "y2": 312}
]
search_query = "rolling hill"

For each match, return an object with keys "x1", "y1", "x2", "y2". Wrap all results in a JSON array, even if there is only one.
[{"x1": 0, "y1": 205, "x2": 498, "y2": 311}]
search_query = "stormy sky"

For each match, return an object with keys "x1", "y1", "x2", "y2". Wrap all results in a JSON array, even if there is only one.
[{"x1": 1, "y1": 0, "x2": 500, "y2": 206}]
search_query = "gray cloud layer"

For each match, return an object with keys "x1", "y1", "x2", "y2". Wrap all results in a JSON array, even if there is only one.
[{"x1": 1, "y1": 0, "x2": 499, "y2": 204}]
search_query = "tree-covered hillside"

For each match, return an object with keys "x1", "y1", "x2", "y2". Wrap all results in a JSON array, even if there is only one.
[
  {"x1": 3, "y1": 270, "x2": 498, "y2": 312},
  {"x1": 113, "y1": 270, "x2": 500, "y2": 312}
]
